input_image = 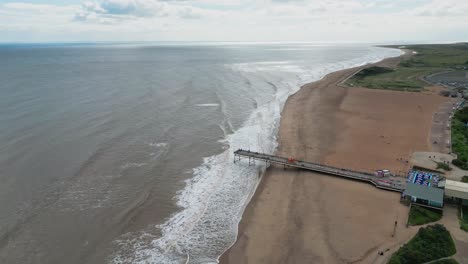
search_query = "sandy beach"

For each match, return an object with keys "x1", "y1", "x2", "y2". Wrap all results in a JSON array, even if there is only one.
[{"x1": 220, "y1": 51, "x2": 450, "y2": 263}]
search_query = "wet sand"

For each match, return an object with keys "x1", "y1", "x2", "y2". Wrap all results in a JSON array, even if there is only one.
[{"x1": 221, "y1": 52, "x2": 449, "y2": 263}]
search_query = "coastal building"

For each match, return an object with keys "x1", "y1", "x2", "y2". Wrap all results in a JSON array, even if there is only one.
[
  {"x1": 443, "y1": 180, "x2": 468, "y2": 203},
  {"x1": 402, "y1": 183, "x2": 444, "y2": 209}
]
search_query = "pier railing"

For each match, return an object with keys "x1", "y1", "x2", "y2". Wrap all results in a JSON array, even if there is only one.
[{"x1": 234, "y1": 149, "x2": 405, "y2": 192}]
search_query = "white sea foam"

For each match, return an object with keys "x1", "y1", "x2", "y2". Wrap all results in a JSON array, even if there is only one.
[
  {"x1": 266, "y1": 48, "x2": 317, "y2": 51},
  {"x1": 149, "y1": 142, "x2": 168, "y2": 148},
  {"x1": 195, "y1": 104, "x2": 220, "y2": 107},
  {"x1": 147, "y1": 142, "x2": 169, "y2": 161},
  {"x1": 227, "y1": 61, "x2": 305, "y2": 73},
  {"x1": 121, "y1": 162, "x2": 148, "y2": 169},
  {"x1": 112, "y1": 47, "x2": 403, "y2": 264}
]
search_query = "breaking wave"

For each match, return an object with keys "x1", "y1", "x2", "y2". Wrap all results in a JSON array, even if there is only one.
[{"x1": 112, "y1": 47, "x2": 403, "y2": 264}]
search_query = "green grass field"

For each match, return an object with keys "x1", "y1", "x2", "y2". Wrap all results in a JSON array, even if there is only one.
[
  {"x1": 461, "y1": 206, "x2": 468, "y2": 232},
  {"x1": 408, "y1": 205, "x2": 442, "y2": 226},
  {"x1": 347, "y1": 66, "x2": 432, "y2": 91},
  {"x1": 451, "y1": 106, "x2": 468, "y2": 170},
  {"x1": 400, "y1": 44, "x2": 468, "y2": 68},
  {"x1": 389, "y1": 224, "x2": 456, "y2": 264},
  {"x1": 346, "y1": 43, "x2": 468, "y2": 91}
]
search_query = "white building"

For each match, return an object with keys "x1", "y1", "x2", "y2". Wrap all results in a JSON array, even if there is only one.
[{"x1": 444, "y1": 180, "x2": 468, "y2": 201}]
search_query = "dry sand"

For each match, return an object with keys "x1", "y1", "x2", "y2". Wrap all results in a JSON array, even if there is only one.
[{"x1": 221, "y1": 52, "x2": 451, "y2": 264}]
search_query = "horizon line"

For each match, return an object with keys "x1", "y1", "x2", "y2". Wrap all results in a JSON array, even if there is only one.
[{"x1": 0, "y1": 40, "x2": 466, "y2": 46}]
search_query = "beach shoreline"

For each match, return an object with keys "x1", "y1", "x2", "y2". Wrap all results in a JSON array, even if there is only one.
[{"x1": 220, "y1": 49, "x2": 450, "y2": 263}]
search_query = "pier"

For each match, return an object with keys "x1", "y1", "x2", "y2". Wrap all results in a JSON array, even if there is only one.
[{"x1": 234, "y1": 149, "x2": 406, "y2": 192}]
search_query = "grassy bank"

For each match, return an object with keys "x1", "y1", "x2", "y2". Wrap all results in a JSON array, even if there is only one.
[
  {"x1": 389, "y1": 224, "x2": 456, "y2": 264},
  {"x1": 432, "y1": 259, "x2": 459, "y2": 264},
  {"x1": 451, "y1": 106, "x2": 468, "y2": 170},
  {"x1": 461, "y1": 206, "x2": 468, "y2": 232},
  {"x1": 346, "y1": 43, "x2": 468, "y2": 91},
  {"x1": 408, "y1": 205, "x2": 442, "y2": 226}
]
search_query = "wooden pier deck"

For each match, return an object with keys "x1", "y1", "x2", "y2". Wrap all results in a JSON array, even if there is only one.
[{"x1": 234, "y1": 149, "x2": 406, "y2": 192}]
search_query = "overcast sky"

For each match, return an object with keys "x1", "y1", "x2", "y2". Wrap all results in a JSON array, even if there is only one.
[{"x1": 1, "y1": 0, "x2": 467, "y2": 43}]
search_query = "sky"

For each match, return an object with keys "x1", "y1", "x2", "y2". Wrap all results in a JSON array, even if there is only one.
[{"x1": 0, "y1": 0, "x2": 467, "y2": 43}]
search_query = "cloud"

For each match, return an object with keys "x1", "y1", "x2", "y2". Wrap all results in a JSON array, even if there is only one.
[
  {"x1": 74, "y1": 0, "x2": 211, "y2": 22},
  {"x1": 261, "y1": 0, "x2": 366, "y2": 18},
  {"x1": 177, "y1": 6, "x2": 202, "y2": 19},
  {"x1": 270, "y1": 0, "x2": 305, "y2": 3},
  {"x1": 1, "y1": 0, "x2": 468, "y2": 42},
  {"x1": 412, "y1": 0, "x2": 468, "y2": 17},
  {"x1": 76, "y1": 0, "x2": 167, "y2": 20},
  {"x1": 3, "y1": 2, "x2": 77, "y2": 14}
]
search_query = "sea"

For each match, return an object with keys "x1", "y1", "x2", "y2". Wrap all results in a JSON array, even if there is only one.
[{"x1": 0, "y1": 42, "x2": 401, "y2": 264}]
